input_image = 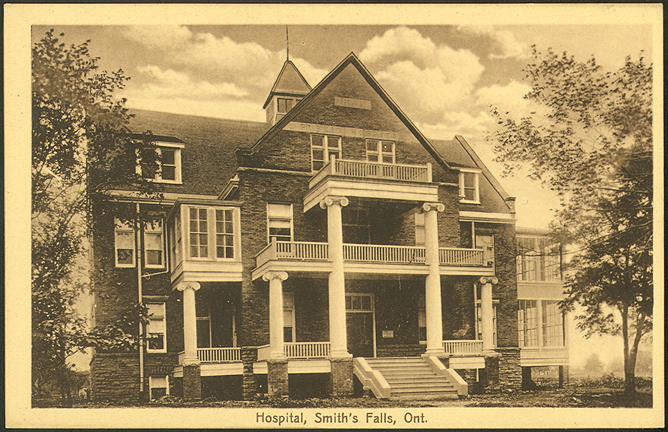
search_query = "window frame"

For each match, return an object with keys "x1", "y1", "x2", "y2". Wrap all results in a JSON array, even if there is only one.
[
  {"x1": 146, "y1": 302, "x2": 167, "y2": 354},
  {"x1": 215, "y1": 208, "x2": 236, "y2": 259},
  {"x1": 143, "y1": 218, "x2": 165, "y2": 269},
  {"x1": 310, "y1": 134, "x2": 342, "y2": 172},
  {"x1": 274, "y1": 96, "x2": 301, "y2": 123},
  {"x1": 283, "y1": 291, "x2": 296, "y2": 343},
  {"x1": 365, "y1": 139, "x2": 396, "y2": 164},
  {"x1": 136, "y1": 142, "x2": 183, "y2": 185},
  {"x1": 148, "y1": 375, "x2": 170, "y2": 400},
  {"x1": 114, "y1": 217, "x2": 136, "y2": 268},
  {"x1": 458, "y1": 168, "x2": 481, "y2": 204},
  {"x1": 517, "y1": 299, "x2": 539, "y2": 348},
  {"x1": 267, "y1": 203, "x2": 294, "y2": 244},
  {"x1": 541, "y1": 300, "x2": 566, "y2": 347},
  {"x1": 414, "y1": 212, "x2": 425, "y2": 246},
  {"x1": 184, "y1": 206, "x2": 239, "y2": 262}
]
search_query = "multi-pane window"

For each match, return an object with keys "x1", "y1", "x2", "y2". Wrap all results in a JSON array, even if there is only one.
[
  {"x1": 146, "y1": 302, "x2": 167, "y2": 353},
  {"x1": 144, "y1": 219, "x2": 164, "y2": 268},
  {"x1": 414, "y1": 212, "x2": 425, "y2": 246},
  {"x1": 275, "y1": 97, "x2": 300, "y2": 122},
  {"x1": 171, "y1": 213, "x2": 182, "y2": 268},
  {"x1": 215, "y1": 209, "x2": 235, "y2": 259},
  {"x1": 310, "y1": 134, "x2": 342, "y2": 171},
  {"x1": 542, "y1": 300, "x2": 565, "y2": 347},
  {"x1": 148, "y1": 376, "x2": 169, "y2": 400},
  {"x1": 345, "y1": 294, "x2": 373, "y2": 311},
  {"x1": 459, "y1": 170, "x2": 480, "y2": 203},
  {"x1": 476, "y1": 301, "x2": 498, "y2": 346},
  {"x1": 114, "y1": 217, "x2": 135, "y2": 268},
  {"x1": 189, "y1": 207, "x2": 209, "y2": 258},
  {"x1": 516, "y1": 236, "x2": 562, "y2": 282},
  {"x1": 283, "y1": 291, "x2": 295, "y2": 343},
  {"x1": 365, "y1": 139, "x2": 395, "y2": 163},
  {"x1": 517, "y1": 300, "x2": 539, "y2": 347},
  {"x1": 267, "y1": 203, "x2": 293, "y2": 243},
  {"x1": 342, "y1": 204, "x2": 371, "y2": 244},
  {"x1": 137, "y1": 146, "x2": 182, "y2": 183}
]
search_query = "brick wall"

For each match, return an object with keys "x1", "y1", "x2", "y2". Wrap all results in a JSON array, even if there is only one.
[{"x1": 90, "y1": 353, "x2": 140, "y2": 402}]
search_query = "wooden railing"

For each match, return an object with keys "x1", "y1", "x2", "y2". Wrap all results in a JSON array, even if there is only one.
[
  {"x1": 443, "y1": 339, "x2": 484, "y2": 355},
  {"x1": 284, "y1": 342, "x2": 331, "y2": 359},
  {"x1": 178, "y1": 347, "x2": 242, "y2": 364},
  {"x1": 256, "y1": 241, "x2": 492, "y2": 268},
  {"x1": 256, "y1": 342, "x2": 331, "y2": 361},
  {"x1": 332, "y1": 158, "x2": 431, "y2": 183},
  {"x1": 439, "y1": 247, "x2": 489, "y2": 267},
  {"x1": 344, "y1": 243, "x2": 426, "y2": 264}
]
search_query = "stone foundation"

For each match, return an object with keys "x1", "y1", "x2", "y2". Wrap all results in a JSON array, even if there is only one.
[
  {"x1": 183, "y1": 364, "x2": 202, "y2": 400},
  {"x1": 90, "y1": 352, "x2": 140, "y2": 403},
  {"x1": 267, "y1": 359, "x2": 289, "y2": 397},
  {"x1": 241, "y1": 347, "x2": 258, "y2": 400},
  {"x1": 483, "y1": 353, "x2": 500, "y2": 391},
  {"x1": 330, "y1": 357, "x2": 353, "y2": 397},
  {"x1": 496, "y1": 347, "x2": 521, "y2": 390}
]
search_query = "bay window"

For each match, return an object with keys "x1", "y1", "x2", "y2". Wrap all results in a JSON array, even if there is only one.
[
  {"x1": 215, "y1": 209, "x2": 235, "y2": 259},
  {"x1": 179, "y1": 206, "x2": 238, "y2": 261},
  {"x1": 542, "y1": 300, "x2": 565, "y2": 347},
  {"x1": 518, "y1": 300, "x2": 539, "y2": 347},
  {"x1": 189, "y1": 207, "x2": 209, "y2": 258}
]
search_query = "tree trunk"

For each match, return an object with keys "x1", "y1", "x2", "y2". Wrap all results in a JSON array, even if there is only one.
[
  {"x1": 620, "y1": 305, "x2": 635, "y2": 396},
  {"x1": 625, "y1": 313, "x2": 645, "y2": 397}
]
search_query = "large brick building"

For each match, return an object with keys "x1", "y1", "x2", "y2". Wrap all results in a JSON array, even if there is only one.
[{"x1": 90, "y1": 53, "x2": 569, "y2": 402}]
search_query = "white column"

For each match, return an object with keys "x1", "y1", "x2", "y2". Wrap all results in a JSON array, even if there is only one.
[
  {"x1": 479, "y1": 276, "x2": 498, "y2": 352},
  {"x1": 422, "y1": 202, "x2": 446, "y2": 355},
  {"x1": 320, "y1": 196, "x2": 350, "y2": 359},
  {"x1": 177, "y1": 281, "x2": 201, "y2": 365},
  {"x1": 263, "y1": 271, "x2": 288, "y2": 360}
]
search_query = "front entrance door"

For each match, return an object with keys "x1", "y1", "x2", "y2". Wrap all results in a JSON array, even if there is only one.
[{"x1": 346, "y1": 293, "x2": 375, "y2": 357}]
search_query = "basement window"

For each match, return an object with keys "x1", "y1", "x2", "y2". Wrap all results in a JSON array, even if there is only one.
[{"x1": 148, "y1": 375, "x2": 169, "y2": 400}]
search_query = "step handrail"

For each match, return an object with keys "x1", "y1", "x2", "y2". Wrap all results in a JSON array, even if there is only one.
[
  {"x1": 424, "y1": 355, "x2": 468, "y2": 397},
  {"x1": 352, "y1": 358, "x2": 391, "y2": 399}
]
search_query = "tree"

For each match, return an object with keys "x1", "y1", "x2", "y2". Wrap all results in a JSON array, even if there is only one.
[
  {"x1": 488, "y1": 47, "x2": 653, "y2": 396},
  {"x1": 583, "y1": 353, "x2": 605, "y2": 377},
  {"x1": 32, "y1": 29, "x2": 157, "y2": 406}
]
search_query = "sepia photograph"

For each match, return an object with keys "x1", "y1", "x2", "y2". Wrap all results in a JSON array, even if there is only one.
[{"x1": 5, "y1": 3, "x2": 664, "y2": 429}]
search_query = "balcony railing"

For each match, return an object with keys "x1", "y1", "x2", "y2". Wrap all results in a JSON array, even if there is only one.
[
  {"x1": 310, "y1": 157, "x2": 432, "y2": 187},
  {"x1": 344, "y1": 243, "x2": 426, "y2": 264},
  {"x1": 256, "y1": 241, "x2": 493, "y2": 269},
  {"x1": 443, "y1": 339, "x2": 484, "y2": 356},
  {"x1": 257, "y1": 342, "x2": 331, "y2": 361},
  {"x1": 178, "y1": 347, "x2": 241, "y2": 364}
]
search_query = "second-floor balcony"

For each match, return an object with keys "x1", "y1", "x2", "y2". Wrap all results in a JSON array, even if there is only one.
[
  {"x1": 304, "y1": 157, "x2": 439, "y2": 211},
  {"x1": 252, "y1": 240, "x2": 494, "y2": 279}
]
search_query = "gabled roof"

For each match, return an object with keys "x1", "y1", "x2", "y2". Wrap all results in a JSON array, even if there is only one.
[
  {"x1": 251, "y1": 52, "x2": 453, "y2": 171},
  {"x1": 262, "y1": 60, "x2": 312, "y2": 109}
]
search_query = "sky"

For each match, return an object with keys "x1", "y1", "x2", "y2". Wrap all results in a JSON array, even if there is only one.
[{"x1": 32, "y1": 24, "x2": 653, "y2": 370}]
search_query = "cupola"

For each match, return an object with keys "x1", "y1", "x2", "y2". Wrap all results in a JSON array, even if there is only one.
[{"x1": 263, "y1": 60, "x2": 311, "y2": 125}]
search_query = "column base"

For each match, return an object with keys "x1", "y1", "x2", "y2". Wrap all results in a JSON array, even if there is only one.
[
  {"x1": 183, "y1": 364, "x2": 202, "y2": 401},
  {"x1": 330, "y1": 357, "x2": 353, "y2": 397},
  {"x1": 267, "y1": 359, "x2": 289, "y2": 397}
]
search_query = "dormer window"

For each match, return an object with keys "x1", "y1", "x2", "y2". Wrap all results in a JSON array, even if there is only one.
[
  {"x1": 136, "y1": 142, "x2": 183, "y2": 184},
  {"x1": 459, "y1": 168, "x2": 480, "y2": 204}
]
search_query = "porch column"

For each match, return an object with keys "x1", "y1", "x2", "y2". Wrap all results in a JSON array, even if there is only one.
[
  {"x1": 263, "y1": 271, "x2": 288, "y2": 360},
  {"x1": 177, "y1": 281, "x2": 202, "y2": 400},
  {"x1": 422, "y1": 202, "x2": 446, "y2": 355},
  {"x1": 479, "y1": 276, "x2": 498, "y2": 352},
  {"x1": 320, "y1": 196, "x2": 350, "y2": 359}
]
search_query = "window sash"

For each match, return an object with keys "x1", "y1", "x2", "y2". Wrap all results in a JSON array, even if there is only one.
[
  {"x1": 459, "y1": 171, "x2": 480, "y2": 203},
  {"x1": 542, "y1": 300, "x2": 565, "y2": 347},
  {"x1": 267, "y1": 203, "x2": 293, "y2": 243},
  {"x1": 188, "y1": 207, "x2": 209, "y2": 258},
  {"x1": 144, "y1": 219, "x2": 164, "y2": 268},
  {"x1": 414, "y1": 212, "x2": 425, "y2": 246},
  {"x1": 518, "y1": 300, "x2": 538, "y2": 347},
  {"x1": 114, "y1": 218, "x2": 136, "y2": 268},
  {"x1": 310, "y1": 134, "x2": 342, "y2": 171},
  {"x1": 283, "y1": 292, "x2": 295, "y2": 342},
  {"x1": 138, "y1": 147, "x2": 181, "y2": 183},
  {"x1": 215, "y1": 209, "x2": 235, "y2": 259},
  {"x1": 149, "y1": 375, "x2": 169, "y2": 400},
  {"x1": 146, "y1": 302, "x2": 167, "y2": 352},
  {"x1": 365, "y1": 139, "x2": 395, "y2": 164}
]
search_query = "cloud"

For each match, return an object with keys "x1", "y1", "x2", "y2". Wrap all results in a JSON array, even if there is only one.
[
  {"x1": 360, "y1": 26, "x2": 485, "y2": 123},
  {"x1": 122, "y1": 25, "x2": 193, "y2": 50},
  {"x1": 135, "y1": 65, "x2": 248, "y2": 99},
  {"x1": 456, "y1": 25, "x2": 530, "y2": 60}
]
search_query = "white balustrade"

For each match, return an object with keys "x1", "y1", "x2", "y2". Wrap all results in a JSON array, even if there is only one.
[
  {"x1": 275, "y1": 241, "x2": 329, "y2": 260},
  {"x1": 197, "y1": 347, "x2": 241, "y2": 363},
  {"x1": 332, "y1": 159, "x2": 431, "y2": 183},
  {"x1": 443, "y1": 339, "x2": 484, "y2": 355},
  {"x1": 284, "y1": 342, "x2": 331, "y2": 359},
  {"x1": 439, "y1": 247, "x2": 488, "y2": 266},
  {"x1": 344, "y1": 244, "x2": 426, "y2": 264}
]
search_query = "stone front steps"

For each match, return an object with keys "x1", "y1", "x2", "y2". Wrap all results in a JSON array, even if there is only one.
[{"x1": 364, "y1": 357, "x2": 459, "y2": 400}]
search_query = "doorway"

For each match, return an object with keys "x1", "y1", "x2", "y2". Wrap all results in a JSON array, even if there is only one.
[{"x1": 346, "y1": 293, "x2": 376, "y2": 358}]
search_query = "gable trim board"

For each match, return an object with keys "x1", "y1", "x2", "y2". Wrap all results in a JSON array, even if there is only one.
[{"x1": 249, "y1": 52, "x2": 453, "y2": 171}]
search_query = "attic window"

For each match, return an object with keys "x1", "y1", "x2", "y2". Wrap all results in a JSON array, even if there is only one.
[
  {"x1": 136, "y1": 142, "x2": 183, "y2": 184},
  {"x1": 275, "y1": 97, "x2": 301, "y2": 122},
  {"x1": 459, "y1": 168, "x2": 481, "y2": 204}
]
